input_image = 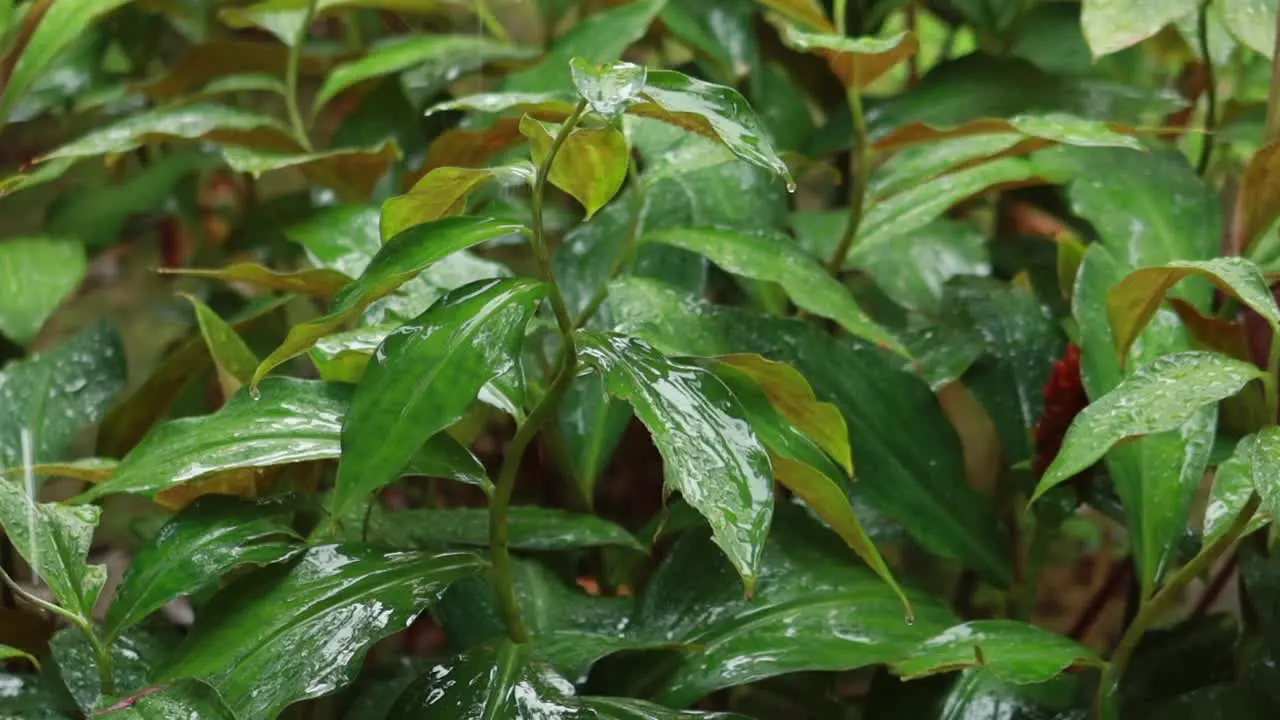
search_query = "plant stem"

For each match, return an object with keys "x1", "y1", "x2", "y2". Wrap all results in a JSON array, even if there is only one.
[
  {"x1": 1094, "y1": 493, "x2": 1261, "y2": 716},
  {"x1": 1195, "y1": 1, "x2": 1217, "y2": 176},
  {"x1": 0, "y1": 567, "x2": 114, "y2": 693},
  {"x1": 1267, "y1": 8, "x2": 1280, "y2": 144},
  {"x1": 475, "y1": 0, "x2": 511, "y2": 42},
  {"x1": 285, "y1": 0, "x2": 317, "y2": 151},
  {"x1": 489, "y1": 99, "x2": 590, "y2": 644},
  {"x1": 834, "y1": 0, "x2": 847, "y2": 31},
  {"x1": 825, "y1": 0, "x2": 869, "y2": 276}
]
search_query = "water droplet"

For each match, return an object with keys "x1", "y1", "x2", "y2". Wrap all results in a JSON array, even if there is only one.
[
  {"x1": 249, "y1": 384, "x2": 262, "y2": 400},
  {"x1": 785, "y1": 180, "x2": 797, "y2": 194}
]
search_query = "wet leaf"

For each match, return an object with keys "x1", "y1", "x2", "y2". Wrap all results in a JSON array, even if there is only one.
[
  {"x1": 381, "y1": 164, "x2": 533, "y2": 241},
  {"x1": 254, "y1": 216, "x2": 525, "y2": 386},
  {"x1": 218, "y1": 0, "x2": 468, "y2": 46},
  {"x1": 96, "y1": 679, "x2": 237, "y2": 719},
  {"x1": 159, "y1": 545, "x2": 484, "y2": 718},
  {"x1": 894, "y1": 620, "x2": 1102, "y2": 682},
  {"x1": 315, "y1": 35, "x2": 537, "y2": 111},
  {"x1": 0, "y1": 323, "x2": 126, "y2": 469},
  {"x1": 162, "y1": 263, "x2": 349, "y2": 299},
  {"x1": 0, "y1": 481, "x2": 104, "y2": 618},
  {"x1": 556, "y1": 373, "x2": 632, "y2": 503},
  {"x1": 0, "y1": 237, "x2": 85, "y2": 345},
  {"x1": 309, "y1": 326, "x2": 394, "y2": 383},
  {"x1": 1251, "y1": 427, "x2": 1280, "y2": 526},
  {"x1": 1034, "y1": 352, "x2": 1263, "y2": 500},
  {"x1": 180, "y1": 294, "x2": 258, "y2": 398},
  {"x1": 1221, "y1": 0, "x2": 1275, "y2": 57},
  {"x1": 1081, "y1": 0, "x2": 1198, "y2": 57},
  {"x1": 644, "y1": 227, "x2": 905, "y2": 354},
  {"x1": 333, "y1": 278, "x2": 546, "y2": 519},
  {"x1": 578, "y1": 332, "x2": 774, "y2": 590},
  {"x1": 521, "y1": 115, "x2": 630, "y2": 218},
  {"x1": 222, "y1": 142, "x2": 402, "y2": 201},
  {"x1": 775, "y1": 25, "x2": 917, "y2": 88},
  {"x1": 579, "y1": 697, "x2": 751, "y2": 719},
  {"x1": 503, "y1": 0, "x2": 666, "y2": 92},
  {"x1": 1204, "y1": 434, "x2": 1271, "y2": 546},
  {"x1": 104, "y1": 496, "x2": 302, "y2": 640},
  {"x1": 933, "y1": 669, "x2": 1090, "y2": 719},
  {"x1": 1109, "y1": 258, "x2": 1280, "y2": 360},
  {"x1": 661, "y1": 0, "x2": 759, "y2": 82},
  {"x1": 570, "y1": 58, "x2": 648, "y2": 120},
  {"x1": 79, "y1": 378, "x2": 350, "y2": 501},
  {"x1": 51, "y1": 625, "x2": 181, "y2": 713},
  {"x1": 370, "y1": 505, "x2": 642, "y2": 551}
]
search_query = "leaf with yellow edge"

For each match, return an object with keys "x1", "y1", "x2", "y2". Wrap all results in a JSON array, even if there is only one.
[
  {"x1": 182, "y1": 295, "x2": 259, "y2": 398},
  {"x1": 381, "y1": 163, "x2": 533, "y2": 241},
  {"x1": 520, "y1": 115, "x2": 630, "y2": 219},
  {"x1": 161, "y1": 264, "x2": 349, "y2": 298},
  {"x1": 775, "y1": 24, "x2": 918, "y2": 89}
]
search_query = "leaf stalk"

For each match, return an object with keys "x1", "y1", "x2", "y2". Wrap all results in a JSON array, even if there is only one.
[{"x1": 285, "y1": 0, "x2": 317, "y2": 151}]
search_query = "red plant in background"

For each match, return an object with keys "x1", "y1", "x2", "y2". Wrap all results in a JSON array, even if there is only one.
[{"x1": 1034, "y1": 344, "x2": 1088, "y2": 478}]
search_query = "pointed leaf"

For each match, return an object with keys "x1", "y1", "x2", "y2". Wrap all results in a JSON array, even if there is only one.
[
  {"x1": 254, "y1": 216, "x2": 525, "y2": 385},
  {"x1": 181, "y1": 295, "x2": 258, "y2": 398},
  {"x1": 381, "y1": 164, "x2": 533, "y2": 241},
  {"x1": 1034, "y1": 352, "x2": 1263, "y2": 500},
  {"x1": 97, "y1": 679, "x2": 236, "y2": 719},
  {"x1": 370, "y1": 506, "x2": 642, "y2": 551},
  {"x1": 644, "y1": 227, "x2": 904, "y2": 354},
  {"x1": 503, "y1": 0, "x2": 666, "y2": 92},
  {"x1": 39, "y1": 105, "x2": 297, "y2": 163},
  {"x1": 577, "y1": 332, "x2": 773, "y2": 590},
  {"x1": 0, "y1": 481, "x2": 104, "y2": 618},
  {"x1": 893, "y1": 620, "x2": 1102, "y2": 683},
  {"x1": 162, "y1": 263, "x2": 349, "y2": 298},
  {"x1": 1222, "y1": 0, "x2": 1277, "y2": 57},
  {"x1": 386, "y1": 641, "x2": 578, "y2": 718},
  {"x1": 570, "y1": 58, "x2": 648, "y2": 120},
  {"x1": 0, "y1": 238, "x2": 85, "y2": 345},
  {"x1": 223, "y1": 142, "x2": 402, "y2": 201},
  {"x1": 104, "y1": 496, "x2": 302, "y2": 640},
  {"x1": 1109, "y1": 258, "x2": 1280, "y2": 361},
  {"x1": 160, "y1": 545, "x2": 484, "y2": 718},
  {"x1": 0, "y1": 644, "x2": 37, "y2": 668},
  {"x1": 334, "y1": 278, "x2": 546, "y2": 518},
  {"x1": 1204, "y1": 434, "x2": 1271, "y2": 546},
  {"x1": 775, "y1": 25, "x2": 917, "y2": 88},
  {"x1": 521, "y1": 115, "x2": 630, "y2": 218},
  {"x1": 1081, "y1": 0, "x2": 1198, "y2": 56}
]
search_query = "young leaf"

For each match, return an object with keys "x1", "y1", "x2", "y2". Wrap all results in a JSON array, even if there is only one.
[
  {"x1": 775, "y1": 25, "x2": 917, "y2": 88},
  {"x1": 0, "y1": 481, "x2": 105, "y2": 619},
  {"x1": 521, "y1": 115, "x2": 630, "y2": 218},
  {"x1": 577, "y1": 332, "x2": 773, "y2": 591},
  {"x1": 644, "y1": 227, "x2": 905, "y2": 355},
  {"x1": 369, "y1": 506, "x2": 643, "y2": 551},
  {"x1": 253, "y1": 216, "x2": 525, "y2": 386},
  {"x1": 1251, "y1": 427, "x2": 1280, "y2": 526},
  {"x1": 103, "y1": 496, "x2": 302, "y2": 640},
  {"x1": 1204, "y1": 434, "x2": 1271, "y2": 547},
  {"x1": 1034, "y1": 352, "x2": 1264, "y2": 500},
  {"x1": 892, "y1": 619, "x2": 1102, "y2": 683},
  {"x1": 162, "y1": 264, "x2": 349, "y2": 298},
  {"x1": 333, "y1": 278, "x2": 546, "y2": 518},
  {"x1": 1080, "y1": 0, "x2": 1198, "y2": 57},
  {"x1": 159, "y1": 545, "x2": 485, "y2": 718},
  {"x1": 1108, "y1": 258, "x2": 1280, "y2": 360},
  {"x1": 181, "y1": 294, "x2": 259, "y2": 398},
  {"x1": 0, "y1": 237, "x2": 85, "y2": 345},
  {"x1": 381, "y1": 164, "x2": 533, "y2": 241},
  {"x1": 570, "y1": 58, "x2": 648, "y2": 120},
  {"x1": 96, "y1": 679, "x2": 236, "y2": 719},
  {"x1": 502, "y1": 0, "x2": 666, "y2": 92},
  {"x1": 39, "y1": 105, "x2": 298, "y2": 163}
]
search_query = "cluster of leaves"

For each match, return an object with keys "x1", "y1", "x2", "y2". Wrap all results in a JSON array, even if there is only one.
[{"x1": 6, "y1": 0, "x2": 1280, "y2": 717}]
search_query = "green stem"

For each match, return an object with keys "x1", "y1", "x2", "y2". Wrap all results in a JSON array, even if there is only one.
[
  {"x1": 1094, "y1": 493, "x2": 1261, "y2": 716},
  {"x1": 825, "y1": 1, "x2": 869, "y2": 276},
  {"x1": 489, "y1": 99, "x2": 590, "y2": 644},
  {"x1": 1195, "y1": 1, "x2": 1217, "y2": 176},
  {"x1": 285, "y1": 0, "x2": 316, "y2": 151},
  {"x1": 475, "y1": 0, "x2": 511, "y2": 42},
  {"x1": 1267, "y1": 9, "x2": 1280, "y2": 144},
  {"x1": 834, "y1": 0, "x2": 847, "y2": 31},
  {"x1": 0, "y1": 568, "x2": 113, "y2": 693}
]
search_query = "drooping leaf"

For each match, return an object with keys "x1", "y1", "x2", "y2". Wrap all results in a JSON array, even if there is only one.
[
  {"x1": 103, "y1": 496, "x2": 302, "y2": 640},
  {"x1": 1108, "y1": 258, "x2": 1280, "y2": 360},
  {"x1": 254, "y1": 216, "x2": 525, "y2": 386},
  {"x1": 577, "y1": 332, "x2": 774, "y2": 590},
  {"x1": 555, "y1": 373, "x2": 632, "y2": 503},
  {"x1": 644, "y1": 227, "x2": 905, "y2": 354},
  {"x1": 0, "y1": 238, "x2": 85, "y2": 345},
  {"x1": 0, "y1": 645, "x2": 37, "y2": 668},
  {"x1": 1204, "y1": 434, "x2": 1271, "y2": 546},
  {"x1": 159, "y1": 545, "x2": 485, "y2": 718},
  {"x1": 1220, "y1": 0, "x2": 1276, "y2": 58},
  {"x1": 0, "y1": 481, "x2": 104, "y2": 619},
  {"x1": 0, "y1": 323, "x2": 126, "y2": 469},
  {"x1": 1034, "y1": 352, "x2": 1263, "y2": 499},
  {"x1": 1251, "y1": 427, "x2": 1280, "y2": 525},
  {"x1": 333, "y1": 278, "x2": 546, "y2": 518},
  {"x1": 503, "y1": 0, "x2": 667, "y2": 92},
  {"x1": 96, "y1": 679, "x2": 237, "y2": 719},
  {"x1": 180, "y1": 294, "x2": 259, "y2": 398},
  {"x1": 1080, "y1": 0, "x2": 1199, "y2": 57},
  {"x1": 79, "y1": 378, "x2": 350, "y2": 501},
  {"x1": 222, "y1": 142, "x2": 402, "y2": 201},
  {"x1": 521, "y1": 115, "x2": 631, "y2": 218},
  {"x1": 774, "y1": 24, "x2": 917, "y2": 88},
  {"x1": 39, "y1": 105, "x2": 298, "y2": 163},
  {"x1": 162, "y1": 264, "x2": 349, "y2": 298},
  {"x1": 570, "y1": 58, "x2": 648, "y2": 120},
  {"x1": 371, "y1": 506, "x2": 642, "y2": 551},
  {"x1": 380, "y1": 164, "x2": 533, "y2": 241}
]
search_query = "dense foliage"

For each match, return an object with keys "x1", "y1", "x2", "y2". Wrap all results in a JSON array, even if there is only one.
[{"x1": 5, "y1": 0, "x2": 1280, "y2": 717}]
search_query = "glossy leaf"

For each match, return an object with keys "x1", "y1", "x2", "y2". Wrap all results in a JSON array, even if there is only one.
[
  {"x1": 385, "y1": 640, "x2": 578, "y2": 717},
  {"x1": 0, "y1": 481, "x2": 104, "y2": 618},
  {"x1": 381, "y1": 164, "x2": 533, "y2": 241},
  {"x1": 504, "y1": 0, "x2": 666, "y2": 92},
  {"x1": 1034, "y1": 352, "x2": 1263, "y2": 499},
  {"x1": 51, "y1": 625, "x2": 181, "y2": 713},
  {"x1": 1081, "y1": 0, "x2": 1198, "y2": 56},
  {"x1": 775, "y1": 25, "x2": 917, "y2": 88},
  {"x1": 556, "y1": 373, "x2": 632, "y2": 502},
  {"x1": 1108, "y1": 258, "x2": 1280, "y2": 360},
  {"x1": 315, "y1": 35, "x2": 537, "y2": 111},
  {"x1": 181, "y1": 294, "x2": 258, "y2": 398},
  {"x1": 0, "y1": 323, "x2": 126, "y2": 469},
  {"x1": 570, "y1": 58, "x2": 648, "y2": 119},
  {"x1": 521, "y1": 115, "x2": 630, "y2": 218},
  {"x1": 162, "y1": 263, "x2": 349, "y2": 298},
  {"x1": 40, "y1": 105, "x2": 297, "y2": 163},
  {"x1": 894, "y1": 620, "x2": 1102, "y2": 682},
  {"x1": 580, "y1": 697, "x2": 750, "y2": 719},
  {"x1": 309, "y1": 326, "x2": 393, "y2": 383},
  {"x1": 0, "y1": 238, "x2": 85, "y2": 345},
  {"x1": 104, "y1": 496, "x2": 302, "y2": 640},
  {"x1": 160, "y1": 545, "x2": 485, "y2": 718},
  {"x1": 79, "y1": 378, "x2": 350, "y2": 501},
  {"x1": 0, "y1": 645, "x2": 37, "y2": 668},
  {"x1": 372, "y1": 506, "x2": 642, "y2": 551},
  {"x1": 1251, "y1": 427, "x2": 1280, "y2": 525},
  {"x1": 333, "y1": 278, "x2": 546, "y2": 518},
  {"x1": 1204, "y1": 434, "x2": 1271, "y2": 546},
  {"x1": 644, "y1": 227, "x2": 905, "y2": 354},
  {"x1": 578, "y1": 332, "x2": 774, "y2": 590},
  {"x1": 254, "y1": 216, "x2": 525, "y2": 386},
  {"x1": 96, "y1": 679, "x2": 237, "y2": 719},
  {"x1": 223, "y1": 142, "x2": 402, "y2": 201}
]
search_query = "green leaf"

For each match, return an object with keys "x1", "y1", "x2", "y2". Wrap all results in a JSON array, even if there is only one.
[
  {"x1": 1222, "y1": 0, "x2": 1277, "y2": 57},
  {"x1": 1251, "y1": 427, "x2": 1280, "y2": 526},
  {"x1": 103, "y1": 496, "x2": 302, "y2": 640},
  {"x1": 752, "y1": 0, "x2": 832, "y2": 30},
  {"x1": 79, "y1": 378, "x2": 350, "y2": 501},
  {"x1": 0, "y1": 644, "x2": 37, "y2": 668},
  {"x1": 1204, "y1": 434, "x2": 1271, "y2": 546},
  {"x1": 1108, "y1": 258, "x2": 1280, "y2": 360},
  {"x1": 51, "y1": 625, "x2": 181, "y2": 713},
  {"x1": 867, "y1": 134, "x2": 1028, "y2": 200},
  {"x1": 644, "y1": 227, "x2": 905, "y2": 354},
  {"x1": 0, "y1": 0, "x2": 131, "y2": 121},
  {"x1": 333, "y1": 278, "x2": 546, "y2": 518},
  {"x1": 556, "y1": 373, "x2": 632, "y2": 503},
  {"x1": 39, "y1": 104, "x2": 297, "y2": 163},
  {"x1": 578, "y1": 332, "x2": 774, "y2": 590},
  {"x1": 181, "y1": 294, "x2": 259, "y2": 397},
  {"x1": 287, "y1": 204, "x2": 384, "y2": 278},
  {"x1": 222, "y1": 142, "x2": 402, "y2": 201},
  {"x1": 315, "y1": 35, "x2": 537, "y2": 111},
  {"x1": 662, "y1": 0, "x2": 759, "y2": 82},
  {"x1": 0, "y1": 238, "x2": 85, "y2": 345},
  {"x1": 605, "y1": 278, "x2": 1013, "y2": 585},
  {"x1": 570, "y1": 58, "x2": 648, "y2": 120},
  {"x1": 160, "y1": 545, "x2": 485, "y2": 718},
  {"x1": 1237, "y1": 141, "x2": 1280, "y2": 252},
  {"x1": 163, "y1": 263, "x2": 349, "y2": 298},
  {"x1": 893, "y1": 620, "x2": 1102, "y2": 682},
  {"x1": 932, "y1": 670, "x2": 1090, "y2": 720},
  {"x1": 521, "y1": 115, "x2": 631, "y2": 218},
  {"x1": 369, "y1": 505, "x2": 642, "y2": 551},
  {"x1": 254, "y1": 216, "x2": 525, "y2": 386},
  {"x1": 775, "y1": 24, "x2": 917, "y2": 88},
  {"x1": 840, "y1": 218, "x2": 989, "y2": 316},
  {"x1": 96, "y1": 679, "x2": 237, "y2": 719},
  {"x1": 1080, "y1": 0, "x2": 1199, "y2": 56},
  {"x1": 1034, "y1": 352, "x2": 1263, "y2": 500},
  {"x1": 0, "y1": 672, "x2": 78, "y2": 718},
  {"x1": 0, "y1": 481, "x2": 104, "y2": 618},
  {"x1": 381, "y1": 164, "x2": 533, "y2": 241},
  {"x1": 0, "y1": 323, "x2": 126, "y2": 469},
  {"x1": 308, "y1": 326, "x2": 394, "y2": 383},
  {"x1": 217, "y1": 0, "x2": 465, "y2": 45},
  {"x1": 503, "y1": 0, "x2": 667, "y2": 92},
  {"x1": 579, "y1": 697, "x2": 751, "y2": 719}
]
